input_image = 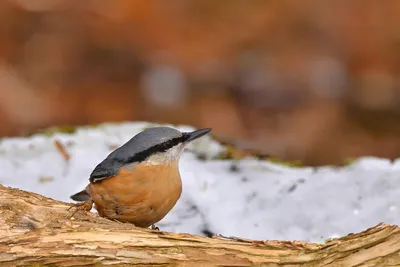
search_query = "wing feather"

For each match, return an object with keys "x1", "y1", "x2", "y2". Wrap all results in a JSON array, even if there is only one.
[{"x1": 89, "y1": 159, "x2": 120, "y2": 183}]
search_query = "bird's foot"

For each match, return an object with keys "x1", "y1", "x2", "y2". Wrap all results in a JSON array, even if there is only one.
[
  {"x1": 151, "y1": 224, "x2": 160, "y2": 231},
  {"x1": 68, "y1": 200, "x2": 93, "y2": 218}
]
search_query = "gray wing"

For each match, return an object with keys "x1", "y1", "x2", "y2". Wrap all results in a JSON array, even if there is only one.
[
  {"x1": 89, "y1": 156, "x2": 122, "y2": 183},
  {"x1": 89, "y1": 150, "x2": 125, "y2": 183},
  {"x1": 89, "y1": 141, "x2": 141, "y2": 183}
]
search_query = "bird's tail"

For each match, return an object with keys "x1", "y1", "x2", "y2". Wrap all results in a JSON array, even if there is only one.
[{"x1": 70, "y1": 189, "x2": 91, "y2": 201}]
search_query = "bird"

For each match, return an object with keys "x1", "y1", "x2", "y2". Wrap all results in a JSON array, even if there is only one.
[{"x1": 69, "y1": 126, "x2": 212, "y2": 229}]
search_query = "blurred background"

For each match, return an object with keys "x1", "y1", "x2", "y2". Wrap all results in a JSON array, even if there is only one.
[{"x1": 1, "y1": 0, "x2": 400, "y2": 166}]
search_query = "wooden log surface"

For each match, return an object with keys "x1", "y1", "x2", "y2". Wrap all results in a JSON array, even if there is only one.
[{"x1": 0, "y1": 184, "x2": 399, "y2": 266}]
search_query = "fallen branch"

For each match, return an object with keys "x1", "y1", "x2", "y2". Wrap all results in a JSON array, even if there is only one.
[{"x1": 0, "y1": 185, "x2": 399, "y2": 266}]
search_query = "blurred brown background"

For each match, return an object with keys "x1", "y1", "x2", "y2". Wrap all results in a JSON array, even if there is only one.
[{"x1": 1, "y1": 0, "x2": 400, "y2": 165}]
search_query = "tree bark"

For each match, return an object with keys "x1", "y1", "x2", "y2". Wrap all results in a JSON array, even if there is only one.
[{"x1": 0, "y1": 185, "x2": 399, "y2": 266}]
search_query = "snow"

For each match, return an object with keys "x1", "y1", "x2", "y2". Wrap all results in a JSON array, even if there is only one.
[{"x1": 0, "y1": 122, "x2": 399, "y2": 243}]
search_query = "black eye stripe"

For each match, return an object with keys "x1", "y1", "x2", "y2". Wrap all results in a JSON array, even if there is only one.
[{"x1": 124, "y1": 134, "x2": 189, "y2": 164}]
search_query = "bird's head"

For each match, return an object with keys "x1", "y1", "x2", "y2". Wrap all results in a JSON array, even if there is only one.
[{"x1": 115, "y1": 126, "x2": 212, "y2": 165}]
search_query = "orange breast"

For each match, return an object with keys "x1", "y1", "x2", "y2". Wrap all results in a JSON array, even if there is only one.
[{"x1": 87, "y1": 161, "x2": 182, "y2": 227}]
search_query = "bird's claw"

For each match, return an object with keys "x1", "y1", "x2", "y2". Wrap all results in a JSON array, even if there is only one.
[{"x1": 68, "y1": 200, "x2": 93, "y2": 218}]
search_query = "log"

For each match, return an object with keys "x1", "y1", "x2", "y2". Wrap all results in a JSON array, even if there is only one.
[{"x1": 0, "y1": 184, "x2": 399, "y2": 266}]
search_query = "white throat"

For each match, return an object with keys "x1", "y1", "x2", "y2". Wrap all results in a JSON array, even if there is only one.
[{"x1": 145, "y1": 143, "x2": 185, "y2": 165}]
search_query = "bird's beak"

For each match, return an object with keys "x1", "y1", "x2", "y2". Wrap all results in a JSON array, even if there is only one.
[{"x1": 185, "y1": 128, "x2": 212, "y2": 142}]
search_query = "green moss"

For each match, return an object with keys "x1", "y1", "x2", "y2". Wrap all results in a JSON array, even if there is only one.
[
  {"x1": 342, "y1": 157, "x2": 357, "y2": 166},
  {"x1": 25, "y1": 121, "x2": 121, "y2": 137},
  {"x1": 215, "y1": 145, "x2": 246, "y2": 160},
  {"x1": 87, "y1": 122, "x2": 102, "y2": 128},
  {"x1": 25, "y1": 122, "x2": 158, "y2": 138},
  {"x1": 31, "y1": 125, "x2": 78, "y2": 136},
  {"x1": 215, "y1": 150, "x2": 233, "y2": 160},
  {"x1": 215, "y1": 144, "x2": 303, "y2": 167},
  {"x1": 267, "y1": 157, "x2": 303, "y2": 167}
]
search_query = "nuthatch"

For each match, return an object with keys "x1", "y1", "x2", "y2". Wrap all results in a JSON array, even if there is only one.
[{"x1": 70, "y1": 126, "x2": 212, "y2": 229}]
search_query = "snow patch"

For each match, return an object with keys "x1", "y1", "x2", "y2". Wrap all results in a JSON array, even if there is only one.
[{"x1": 0, "y1": 122, "x2": 399, "y2": 242}]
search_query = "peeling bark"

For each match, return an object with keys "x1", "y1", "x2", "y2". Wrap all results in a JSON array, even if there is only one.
[{"x1": 0, "y1": 184, "x2": 399, "y2": 266}]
